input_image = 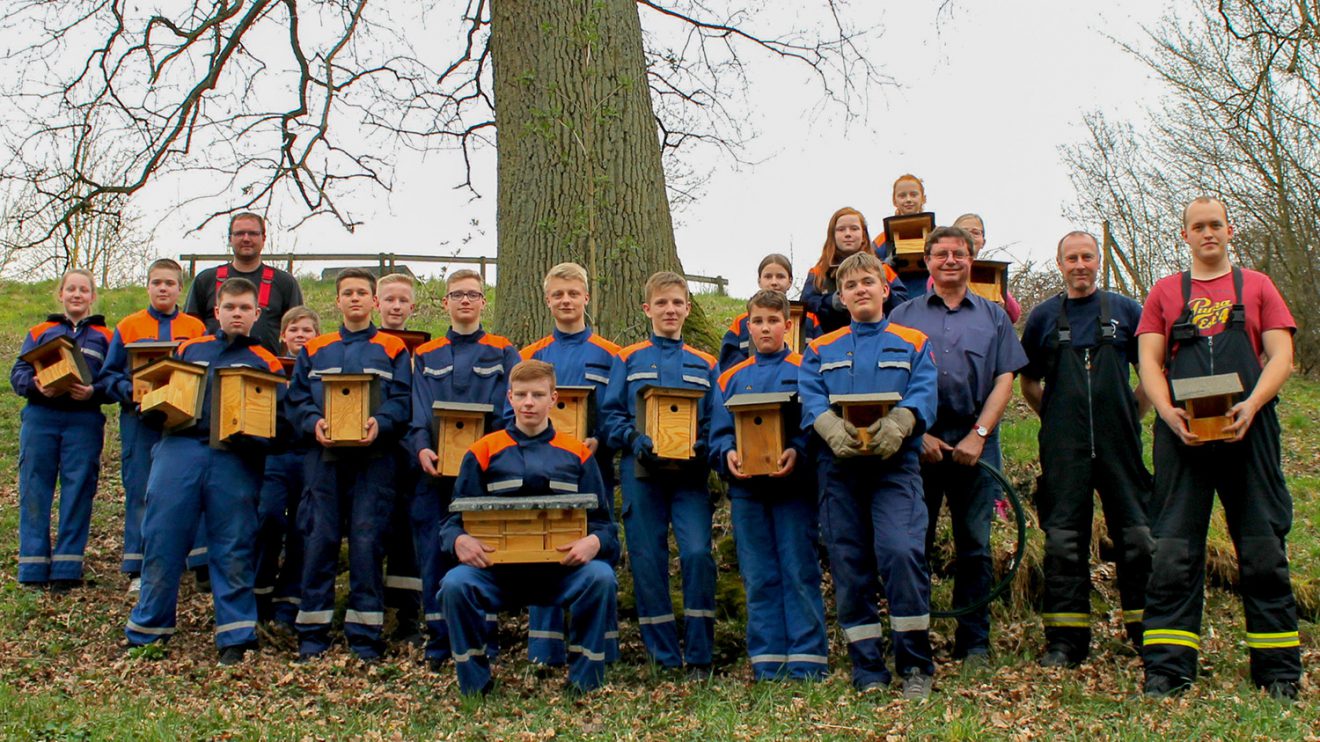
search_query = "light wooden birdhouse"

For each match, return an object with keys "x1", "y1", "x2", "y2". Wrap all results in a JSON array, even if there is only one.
[
  {"x1": 830, "y1": 392, "x2": 903, "y2": 453},
  {"x1": 725, "y1": 392, "x2": 793, "y2": 476},
  {"x1": 638, "y1": 386, "x2": 708, "y2": 460},
  {"x1": 379, "y1": 328, "x2": 431, "y2": 353},
  {"x1": 787, "y1": 301, "x2": 807, "y2": 354},
  {"x1": 432, "y1": 401, "x2": 494, "y2": 476},
  {"x1": 20, "y1": 336, "x2": 92, "y2": 396},
  {"x1": 135, "y1": 358, "x2": 207, "y2": 430},
  {"x1": 211, "y1": 366, "x2": 286, "y2": 446},
  {"x1": 883, "y1": 212, "x2": 936, "y2": 271},
  {"x1": 969, "y1": 259, "x2": 1009, "y2": 305},
  {"x1": 322, "y1": 373, "x2": 379, "y2": 446},
  {"x1": 451, "y1": 493, "x2": 596, "y2": 564},
  {"x1": 126, "y1": 340, "x2": 181, "y2": 403},
  {"x1": 1172, "y1": 373, "x2": 1244, "y2": 442},
  {"x1": 550, "y1": 385, "x2": 594, "y2": 442}
]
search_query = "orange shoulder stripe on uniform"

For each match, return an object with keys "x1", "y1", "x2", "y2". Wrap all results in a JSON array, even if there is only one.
[
  {"x1": 550, "y1": 432, "x2": 593, "y2": 463},
  {"x1": 684, "y1": 344, "x2": 717, "y2": 369},
  {"x1": 784, "y1": 352, "x2": 803, "y2": 367},
  {"x1": 521, "y1": 335, "x2": 555, "y2": 361},
  {"x1": 250, "y1": 345, "x2": 283, "y2": 373},
  {"x1": 727, "y1": 312, "x2": 748, "y2": 334},
  {"x1": 618, "y1": 339, "x2": 652, "y2": 361},
  {"x1": 883, "y1": 264, "x2": 898, "y2": 282},
  {"x1": 93, "y1": 325, "x2": 113, "y2": 341},
  {"x1": 370, "y1": 331, "x2": 407, "y2": 358},
  {"x1": 117, "y1": 310, "x2": 155, "y2": 342},
  {"x1": 586, "y1": 333, "x2": 621, "y2": 356},
  {"x1": 174, "y1": 314, "x2": 208, "y2": 338},
  {"x1": 28, "y1": 321, "x2": 59, "y2": 341},
  {"x1": 479, "y1": 333, "x2": 515, "y2": 350},
  {"x1": 809, "y1": 326, "x2": 852, "y2": 352},
  {"x1": 471, "y1": 429, "x2": 518, "y2": 470},
  {"x1": 805, "y1": 311, "x2": 820, "y2": 324},
  {"x1": 177, "y1": 335, "x2": 218, "y2": 354},
  {"x1": 885, "y1": 322, "x2": 928, "y2": 351},
  {"x1": 304, "y1": 332, "x2": 341, "y2": 357},
  {"x1": 415, "y1": 336, "x2": 451, "y2": 355},
  {"x1": 718, "y1": 357, "x2": 755, "y2": 392}
]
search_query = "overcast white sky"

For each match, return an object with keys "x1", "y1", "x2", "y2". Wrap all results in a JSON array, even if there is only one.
[{"x1": 150, "y1": 0, "x2": 1175, "y2": 297}]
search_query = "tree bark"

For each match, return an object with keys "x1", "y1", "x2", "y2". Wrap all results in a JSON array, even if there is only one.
[{"x1": 490, "y1": 0, "x2": 720, "y2": 349}]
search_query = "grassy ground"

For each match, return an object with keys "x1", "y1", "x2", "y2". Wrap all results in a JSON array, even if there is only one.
[{"x1": 0, "y1": 279, "x2": 1316, "y2": 739}]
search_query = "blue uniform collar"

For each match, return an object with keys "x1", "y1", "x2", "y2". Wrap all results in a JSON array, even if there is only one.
[
  {"x1": 752, "y1": 345, "x2": 792, "y2": 363},
  {"x1": 849, "y1": 318, "x2": 892, "y2": 337},
  {"x1": 213, "y1": 329, "x2": 261, "y2": 350},
  {"x1": 46, "y1": 313, "x2": 106, "y2": 330},
  {"x1": 338, "y1": 323, "x2": 379, "y2": 342},
  {"x1": 508, "y1": 422, "x2": 556, "y2": 444},
  {"x1": 146, "y1": 305, "x2": 179, "y2": 322},
  {"x1": 446, "y1": 326, "x2": 486, "y2": 344},
  {"x1": 552, "y1": 326, "x2": 591, "y2": 343},
  {"x1": 649, "y1": 334, "x2": 684, "y2": 349}
]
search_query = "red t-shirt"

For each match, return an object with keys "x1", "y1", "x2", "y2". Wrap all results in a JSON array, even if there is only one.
[{"x1": 1136, "y1": 268, "x2": 1296, "y2": 358}]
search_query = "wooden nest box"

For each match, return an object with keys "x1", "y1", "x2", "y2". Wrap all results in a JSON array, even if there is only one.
[
  {"x1": 451, "y1": 493, "x2": 596, "y2": 564},
  {"x1": 830, "y1": 392, "x2": 903, "y2": 453},
  {"x1": 883, "y1": 212, "x2": 936, "y2": 270},
  {"x1": 322, "y1": 373, "x2": 379, "y2": 446},
  {"x1": 126, "y1": 340, "x2": 181, "y2": 402},
  {"x1": 1172, "y1": 373, "x2": 1244, "y2": 442},
  {"x1": 969, "y1": 259, "x2": 1009, "y2": 305},
  {"x1": 787, "y1": 301, "x2": 808, "y2": 354},
  {"x1": 724, "y1": 392, "x2": 794, "y2": 476},
  {"x1": 432, "y1": 401, "x2": 494, "y2": 476},
  {"x1": 550, "y1": 385, "x2": 595, "y2": 442},
  {"x1": 637, "y1": 386, "x2": 707, "y2": 460},
  {"x1": 211, "y1": 366, "x2": 286, "y2": 446},
  {"x1": 20, "y1": 336, "x2": 92, "y2": 396},
  {"x1": 134, "y1": 358, "x2": 207, "y2": 430},
  {"x1": 379, "y1": 328, "x2": 432, "y2": 353}
]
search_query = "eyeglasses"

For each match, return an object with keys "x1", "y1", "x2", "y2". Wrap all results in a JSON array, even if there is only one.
[
  {"x1": 929, "y1": 250, "x2": 970, "y2": 262},
  {"x1": 447, "y1": 290, "x2": 485, "y2": 302},
  {"x1": 230, "y1": 230, "x2": 263, "y2": 238}
]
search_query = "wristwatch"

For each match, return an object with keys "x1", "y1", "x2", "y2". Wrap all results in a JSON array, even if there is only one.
[{"x1": 974, "y1": 425, "x2": 990, "y2": 438}]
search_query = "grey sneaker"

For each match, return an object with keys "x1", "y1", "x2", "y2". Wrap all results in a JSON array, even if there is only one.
[
  {"x1": 127, "y1": 577, "x2": 142, "y2": 595},
  {"x1": 901, "y1": 671, "x2": 933, "y2": 700}
]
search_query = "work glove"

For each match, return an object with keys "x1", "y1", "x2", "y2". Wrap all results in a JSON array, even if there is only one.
[
  {"x1": 630, "y1": 432, "x2": 663, "y2": 470},
  {"x1": 813, "y1": 410, "x2": 862, "y2": 459},
  {"x1": 867, "y1": 407, "x2": 917, "y2": 459}
]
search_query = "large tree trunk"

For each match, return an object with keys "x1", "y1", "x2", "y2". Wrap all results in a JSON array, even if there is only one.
[{"x1": 490, "y1": 0, "x2": 720, "y2": 349}]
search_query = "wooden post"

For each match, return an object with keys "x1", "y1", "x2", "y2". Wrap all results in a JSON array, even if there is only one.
[{"x1": 479, "y1": 256, "x2": 488, "y2": 284}]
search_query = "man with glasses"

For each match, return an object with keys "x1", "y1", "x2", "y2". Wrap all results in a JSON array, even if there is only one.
[
  {"x1": 184, "y1": 212, "x2": 303, "y2": 355},
  {"x1": 889, "y1": 226, "x2": 1027, "y2": 666}
]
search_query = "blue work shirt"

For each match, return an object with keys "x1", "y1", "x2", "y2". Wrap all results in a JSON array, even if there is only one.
[
  {"x1": 888, "y1": 290, "x2": 1027, "y2": 435},
  {"x1": 710, "y1": 346, "x2": 809, "y2": 480},
  {"x1": 407, "y1": 327, "x2": 521, "y2": 459},
  {"x1": 519, "y1": 327, "x2": 620, "y2": 438},
  {"x1": 287, "y1": 323, "x2": 413, "y2": 448}
]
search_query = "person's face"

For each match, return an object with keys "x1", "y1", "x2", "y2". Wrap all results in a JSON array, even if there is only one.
[
  {"x1": 147, "y1": 269, "x2": 182, "y2": 313},
  {"x1": 747, "y1": 305, "x2": 790, "y2": 354},
  {"x1": 378, "y1": 283, "x2": 415, "y2": 330},
  {"x1": 833, "y1": 214, "x2": 865, "y2": 258},
  {"x1": 228, "y1": 216, "x2": 265, "y2": 261},
  {"x1": 643, "y1": 285, "x2": 691, "y2": 337},
  {"x1": 544, "y1": 277, "x2": 589, "y2": 326},
  {"x1": 925, "y1": 236, "x2": 972, "y2": 289},
  {"x1": 215, "y1": 291, "x2": 260, "y2": 336},
  {"x1": 509, "y1": 377, "x2": 556, "y2": 429},
  {"x1": 955, "y1": 218, "x2": 986, "y2": 255},
  {"x1": 1181, "y1": 201, "x2": 1234, "y2": 264},
  {"x1": 1057, "y1": 235, "x2": 1100, "y2": 295},
  {"x1": 892, "y1": 180, "x2": 925, "y2": 215},
  {"x1": 443, "y1": 277, "x2": 486, "y2": 325},
  {"x1": 282, "y1": 318, "x2": 318, "y2": 356},
  {"x1": 839, "y1": 268, "x2": 889, "y2": 323},
  {"x1": 757, "y1": 263, "x2": 792, "y2": 293},
  {"x1": 59, "y1": 274, "x2": 95, "y2": 320},
  {"x1": 336, "y1": 278, "x2": 377, "y2": 324}
]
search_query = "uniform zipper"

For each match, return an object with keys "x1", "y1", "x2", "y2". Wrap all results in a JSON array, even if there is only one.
[
  {"x1": 1085, "y1": 348, "x2": 1095, "y2": 459},
  {"x1": 1207, "y1": 335, "x2": 1214, "y2": 375}
]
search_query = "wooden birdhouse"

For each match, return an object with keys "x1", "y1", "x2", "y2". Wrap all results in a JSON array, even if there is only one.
[
  {"x1": 550, "y1": 385, "x2": 595, "y2": 442},
  {"x1": 210, "y1": 366, "x2": 286, "y2": 446},
  {"x1": 883, "y1": 212, "x2": 936, "y2": 270},
  {"x1": 830, "y1": 392, "x2": 903, "y2": 452},
  {"x1": 432, "y1": 401, "x2": 494, "y2": 476},
  {"x1": 1171, "y1": 373, "x2": 1244, "y2": 442},
  {"x1": 450, "y1": 493, "x2": 596, "y2": 564},
  {"x1": 135, "y1": 358, "x2": 207, "y2": 430},
  {"x1": 637, "y1": 386, "x2": 708, "y2": 460},
  {"x1": 20, "y1": 336, "x2": 92, "y2": 396},
  {"x1": 322, "y1": 373, "x2": 379, "y2": 446},
  {"x1": 379, "y1": 328, "x2": 431, "y2": 353},
  {"x1": 787, "y1": 301, "x2": 807, "y2": 354},
  {"x1": 725, "y1": 392, "x2": 793, "y2": 476},
  {"x1": 969, "y1": 259, "x2": 1009, "y2": 306},
  {"x1": 125, "y1": 340, "x2": 181, "y2": 402},
  {"x1": 277, "y1": 356, "x2": 297, "y2": 378}
]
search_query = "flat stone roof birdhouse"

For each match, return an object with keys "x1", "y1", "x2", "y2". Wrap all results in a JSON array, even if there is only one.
[
  {"x1": 830, "y1": 392, "x2": 903, "y2": 453},
  {"x1": 322, "y1": 373, "x2": 379, "y2": 446},
  {"x1": 884, "y1": 212, "x2": 936, "y2": 272},
  {"x1": 1171, "y1": 373, "x2": 1244, "y2": 443},
  {"x1": 969, "y1": 259, "x2": 1009, "y2": 306},
  {"x1": 450, "y1": 493, "x2": 596, "y2": 564},
  {"x1": 637, "y1": 386, "x2": 708, "y2": 460},
  {"x1": 725, "y1": 392, "x2": 794, "y2": 476},
  {"x1": 211, "y1": 366, "x2": 286, "y2": 447},
  {"x1": 20, "y1": 336, "x2": 92, "y2": 396},
  {"x1": 432, "y1": 401, "x2": 495, "y2": 477},
  {"x1": 550, "y1": 385, "x2": 595, "y2": 442},
  {"x1": 379, "y1": 328, "x2": 431, "y2": 353},
  {"x1": 125, "y1": 340, "x2": 181, "y2": 403},
  {"x1": 135, "y1": 358, "x2": 208, "y2": 430}
]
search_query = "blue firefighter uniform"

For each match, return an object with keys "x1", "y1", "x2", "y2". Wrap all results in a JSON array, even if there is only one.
[
  {"x1": 124, "y1": 331, "x2": 284, "y2": 649},
  {"x1": 439, "y1": 426, "x2": 619, "y2": 695},
  {"x1": 798, "y1": 320, "x2": 938, "y2": 689},
  {"x1": 407, "y1": 328, "x2": 521, "y2": 665},
  {"x1": 520, "y1": 327, "x2": 622, "y2": 665},
  {"x1": 601, "y1": 335, "x2": 719, "y2": 669},
  {"x1": 800, "y1": 265, "x2": 909, "y2": 335},
  {"x1": 718, "y1": 311, "x2": 823, "y2": 371},
  {"x1": 97, "y1": 307, "x2": 208, "y2": 577},
  {"x1": 287, "y1": 324, "x2": 412, "y2": 659},
  {"x1": 711, "y1": 347, "x2": 829, "y2": 680},
  {"x1": 12, "y1": 314, "x2": 112, "y2": 585}
]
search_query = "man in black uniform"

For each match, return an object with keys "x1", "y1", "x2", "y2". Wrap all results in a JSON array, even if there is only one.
[
  {"x1": 1020, "y1": 231, "x2": 1153, "y2": 668},
  {"x1": 184, "y1": 212, "x2": 303, "y2": 355}
]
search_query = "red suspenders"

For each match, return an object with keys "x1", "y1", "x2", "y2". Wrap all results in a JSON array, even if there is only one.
[{"x1": 214, "y1": 264, "x2": 275, "y2": 308}]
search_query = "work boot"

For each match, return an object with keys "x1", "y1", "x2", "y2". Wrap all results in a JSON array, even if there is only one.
[
  {"x1": 218, "y1": 643, "x2": 255, "y2": 666},
  {"x1": 1142, "y1": 673, "x2": 1190, "y2": 699},
  {"x1": 901, "y1": 669, "x2": 933, "y2": 700},
  {"x1": 1264, "y1": 680, "x2": 1299, "y2": 703},
  {"x1": 1039, "y1": 648, "x2": 1079, "y2": 669}
]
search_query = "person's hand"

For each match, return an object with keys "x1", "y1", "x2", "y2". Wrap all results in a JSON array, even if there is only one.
[
  {"x1": 1157, "y1": 404, "x2": 1201, "y2": 446},
  {"x1": 583, "y1": 437, "x2": 600, "y2": 456},
  {"x1": 813, "y1": 411, "x2": 862, "y2": 458},
  {"x1": 557, "y1": 534, "x2": 602, "y2": 566},
  {"x1": 419, "y1": 448, "x2": 440, "y2": 477},
  {"x1": 868, "y1": 407, "x2": 916, "y2": 459},
  {"x1": 726, "y1": 450, "x2": 750, "y2": 479},
  {"x1": 35, "y1": 378, "x2": 57, "y2": 398},
  {"x1": 314, "y1": 418, "x2": 333, "y2": 447},
  {"x1": 920, "y1": 434, "x2": 950, "y2": 464},
  {"x1": 952, "y1": 431, "x2": 987, "y2": 467},
  {"x1": 455, "y1": 534, "x2": 496, "y2": 568},
  {"x1": 360, "y1": 417, "x2": 379, "y2": 445},
  {"x1": 67, "y1": 382, "x2": 94, "y2": 401},
  {"x1": 770, "y1": 448, "x2": 797, "y2": 477},
  {"x1": 631, "y1": 433, "x2": 662, "y2": 469},
  {"x1": 1226, "y1": 398, "x2": 1261, "y2": 442}
]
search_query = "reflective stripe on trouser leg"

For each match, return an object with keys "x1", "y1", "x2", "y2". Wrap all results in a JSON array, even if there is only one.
[
  {"x1": 563, "y1": 561, "x2": 617, "y2": 692},
  {"x1": 186, "y1": 514, "x2": 209, "y2": 571},
  {"x1": 772, "y1": 493, "x2": 829, "y2": 680},
  {"x1": 384, "y1": 457, "x2": 421, "y2": 624},
  {"x1": 119, "y1": 410, "x2": 159, "y2": 574},
  {"x1": 871, "y1": 467, "x2": 933, "y2": 677},
  {"x1": 412, "y1": 474, "x2": 452, "y2": 662},
  {"x1": 343, "y1": 455, "x2": 392, "y2": 659},
  {"x1": 1036, "y1": 446, "x2": 1096, "y2": 658},
  {"x1": 672, "y1": 484, "x2": 715, "y2": 667},
  {"x1": 528, "y1": 605, "x2": 567, "y2": 666},
  {"x1": 18, "y1": 405, "x2": 60, "y2": 583},
  {"x1": 732, "y1": 495, "x2": 790, "y2": 680},
  {"x1": 50, "y1": 408, "x2": 103, "y2": 581},
  {"x1": 621, "y1": 461, "x2": 682, "y2": 667},
  {"x1": 201, "y1": 446, "x2": 262, "y2": 649},
  {"x1": 440, "y1": 565, "x2": 503, "y2": 695}
]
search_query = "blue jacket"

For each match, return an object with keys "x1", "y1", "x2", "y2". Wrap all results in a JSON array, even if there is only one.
[
  {"x1": 797, "y1": 320, "x2": 938, "y2": 452},
  {"x1": 718, "y1": 311, "x2": 822, "y2": 371},
  {"x1": 97, "y1": 306, "x2": 208, "y2": 405},
  {"x1": 11, "y1": 314, "x2": 113, "y2": 412},
  {"x1": 600, "y1": 335, "x2": 719, "y2": 457},
  {"x1": 520, "y1": 327, "x2": 621, "y2": 438},
  {"x1": 406, "y1": 327, "x2": 521, "y2": 459},
  {"x1": 710, "y1": 346, "x2": 810, "y2": 484},
  {"x1": 288, "y1": 324, "x2": 412, "y2": 449},
  {"x1": 169, "y1": 330, "x2": 286, "y2": 441},
  {"x1": 800, "y1": 265, "x2": 909, "y2": 334},
  {"x1": 439, "y1": 424, "x2": 619, "y2": 564}
]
